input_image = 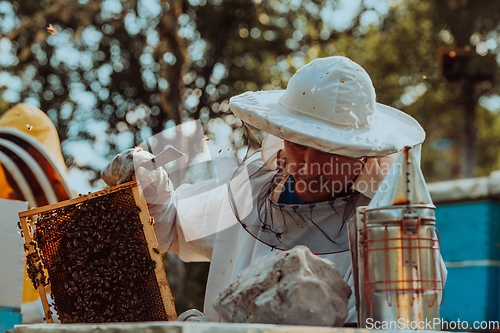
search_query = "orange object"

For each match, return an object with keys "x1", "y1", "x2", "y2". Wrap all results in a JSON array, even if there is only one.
[{"x1": 0, "y1": 103, "x2": 72, "y2": 303}]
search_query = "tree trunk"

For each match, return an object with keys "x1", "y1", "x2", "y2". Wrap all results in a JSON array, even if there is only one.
[{"x1": 157, "y1": 0, "x2": 187, "y2": 130}]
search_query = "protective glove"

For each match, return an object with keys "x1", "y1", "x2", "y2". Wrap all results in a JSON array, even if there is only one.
[
  {"x1": 101, "y1": 148, "x2": 172, "y2": 204},
  {"x1": 101, "y1": 148, "x2": 152, "y2": 186},
  {"x1": 176, "y1": 309, "x2": 211, "y2": 322}
]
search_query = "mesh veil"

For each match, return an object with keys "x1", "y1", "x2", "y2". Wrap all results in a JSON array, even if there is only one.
[{"x1": 228, "y1": 149, "x2": 370, "y2": 255}]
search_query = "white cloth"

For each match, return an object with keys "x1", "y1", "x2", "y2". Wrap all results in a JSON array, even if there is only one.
[
  {"x1": 150, "y1": 140, "x2": 445, "y2": 324},
  {"x1": 21, "y1": 294, "x2": 59, "y2": 324},
  {"x1": 152, "y1": 151, "x2": 371, "y2": 323}
]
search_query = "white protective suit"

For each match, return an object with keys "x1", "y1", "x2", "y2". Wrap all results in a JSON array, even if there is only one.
[{"x1": 148, "y1": 134, "x2": 415, "y2": 323}]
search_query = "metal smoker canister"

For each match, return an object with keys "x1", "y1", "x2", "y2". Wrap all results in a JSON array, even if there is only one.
[{"x1": 351, "y1": 147, "x2": 444, "y2": 329}]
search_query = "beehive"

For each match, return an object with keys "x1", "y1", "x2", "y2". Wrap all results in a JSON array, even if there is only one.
[{"x1": 18, "y1": 180, "x2": 177, "y2": 323}]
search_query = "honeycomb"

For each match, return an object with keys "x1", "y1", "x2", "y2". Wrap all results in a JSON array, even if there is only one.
[{"x1": 21, "y1": 183, "x2": 176, "y2": 323}]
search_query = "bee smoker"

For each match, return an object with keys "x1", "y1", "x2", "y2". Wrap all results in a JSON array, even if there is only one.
[{"x1": 350, "y1": 147, "x2": 444, "y2": 329}]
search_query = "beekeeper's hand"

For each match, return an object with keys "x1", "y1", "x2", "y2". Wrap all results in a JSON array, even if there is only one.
[
  {"x1": 101, "y1": 148, "x2": 172, "y2": 204},
  {"x1": 101, "y1": 148, "x2": 149, "y2": 186},
  {"x1": 176, "y1": 309, "x2": 211, "y2": 322}
]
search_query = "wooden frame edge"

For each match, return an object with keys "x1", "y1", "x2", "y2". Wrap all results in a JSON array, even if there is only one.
[
  {"x1": 19, "y1": 181, "x2": 137, "y2": 218},
  {"x1": 20, "y1": 216, "x2": 53, "y2": 324},
  {"x1": 131, "y1": 181, "x2": 177, "y2": 321}
]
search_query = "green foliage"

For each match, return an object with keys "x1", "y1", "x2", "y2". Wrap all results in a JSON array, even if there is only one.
[
  {"x1": 2, "y1": 0, "x2": 499, "y2": 185},
  {"x1": 3, "y1": 0, "x2": 500, "y2": 315},
  {"x1": 162, "y1": 254, "x2": 210, "y2": 314}
]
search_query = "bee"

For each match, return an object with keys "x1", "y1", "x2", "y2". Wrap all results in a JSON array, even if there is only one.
[
  {"x1": 152, "y1": 247, "x2": 160, "y2": 254},
  {"x1": 47, "y1": 24, "x2": 57, "y2": 35},
  {"x1": 26, "y1": 124, "x2": 33, "y2": 130}
]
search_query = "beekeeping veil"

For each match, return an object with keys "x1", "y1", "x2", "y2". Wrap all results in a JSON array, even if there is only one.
[{"x1": 226, "y1": 56, "x2": 425, "y2": 254}]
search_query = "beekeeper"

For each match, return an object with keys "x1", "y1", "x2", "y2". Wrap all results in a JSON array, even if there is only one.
[{"x1": 102, "y1": 56, "x2": 429, "y2": 323}]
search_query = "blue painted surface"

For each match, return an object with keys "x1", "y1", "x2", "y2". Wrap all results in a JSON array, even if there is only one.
[
  {"x1": 440, "y1": 266, "x2": 499, "y2": 322},
  {"x1": 436, "y1": 201, "x2": 500, "y2": 262},
  {"x1": 0, "y1": 307, "x2": 22, "y2": 332},
  {"x1": 435, "y1": 201, "x2": 500, "y2": 322}
]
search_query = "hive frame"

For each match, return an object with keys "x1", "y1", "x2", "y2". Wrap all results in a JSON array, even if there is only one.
[{"x1": 18, "y1": 179, "x2": 177, "y2": 323}]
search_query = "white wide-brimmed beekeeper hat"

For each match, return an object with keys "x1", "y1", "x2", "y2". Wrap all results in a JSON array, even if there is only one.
[{"x1": 229, "y1": 56, "x2": 425, "y2": 158}]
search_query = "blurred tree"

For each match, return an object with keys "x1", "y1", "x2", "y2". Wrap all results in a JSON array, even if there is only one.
[
  {"x1": 178, "y1": 0, "x2": 500, "y2": 180},
  {"x1": 3, "y1": 0, "x2": 500, "y2": 313},
  {"x1": 0, "y1": 0, "x2": 189, "y2": 190},
  {"x1": 435, "y1": 0, "x2": 500, "y2": 178}
]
